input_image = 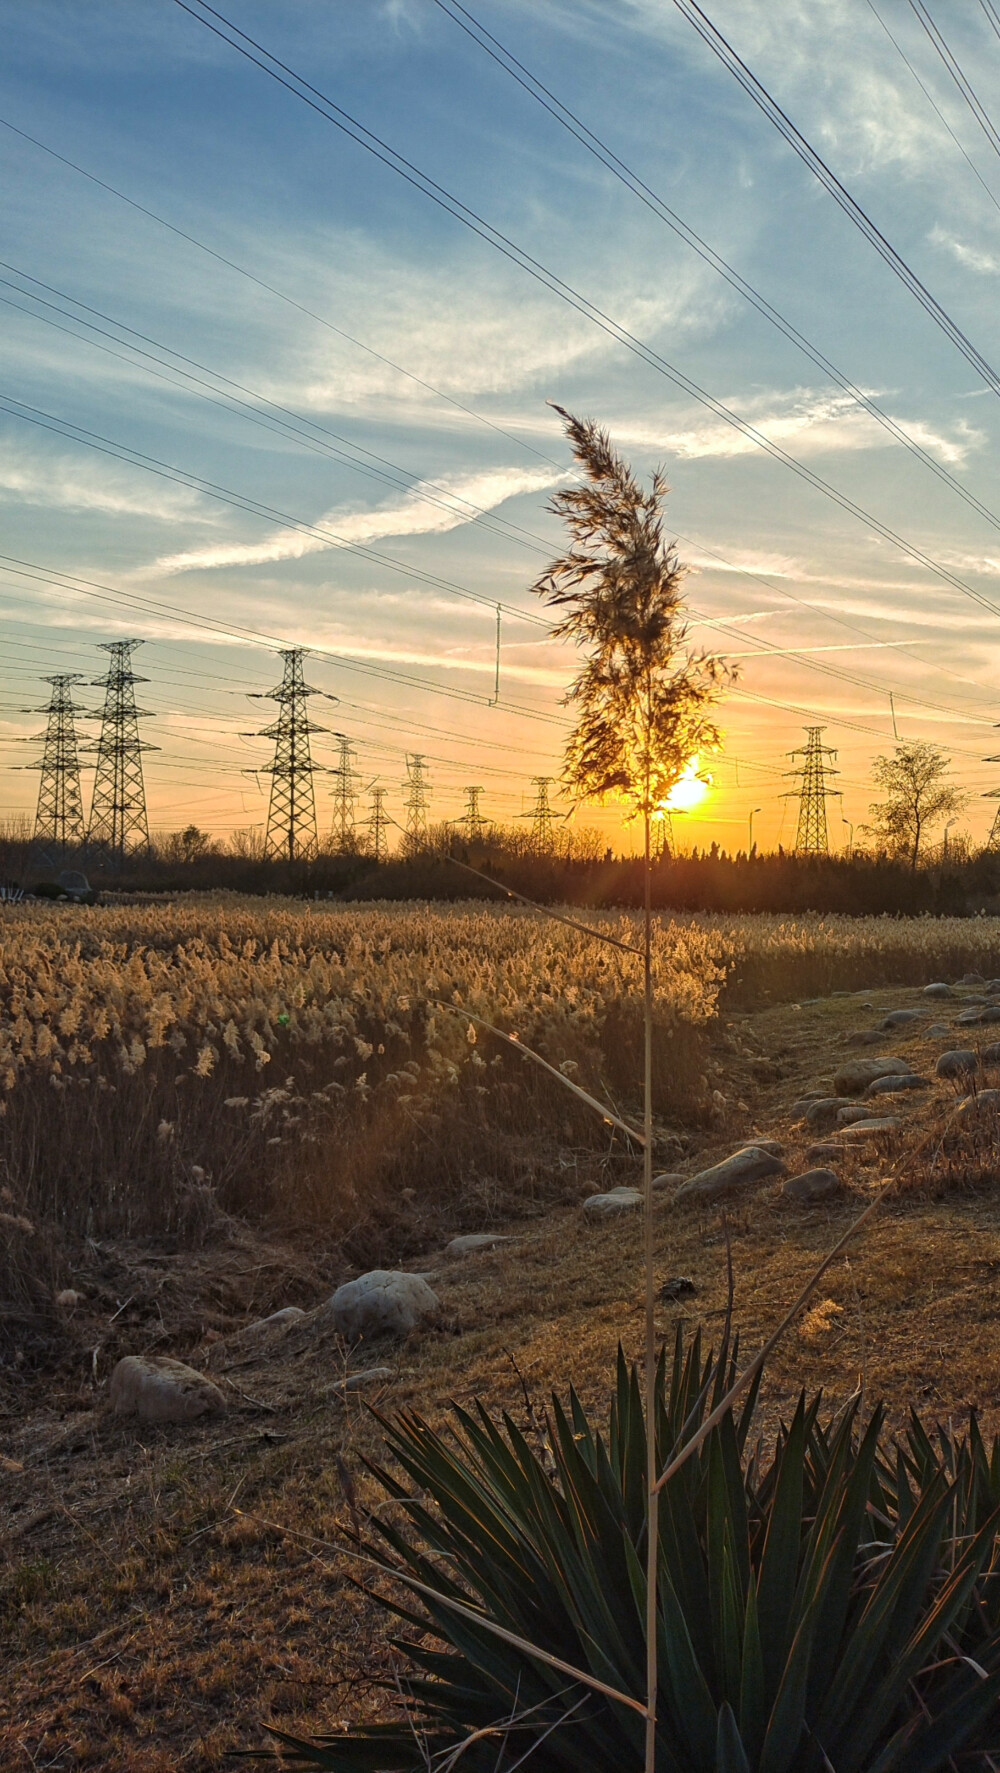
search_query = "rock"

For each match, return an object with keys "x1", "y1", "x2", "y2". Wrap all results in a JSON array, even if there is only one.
[
  {"x1": 923, "y1": 983, "x2": 953, "y2": 999},
  {"x1": 445, "y1": 1233, "x2": 513, "y2": 1257},
  {"x1": 927, "y1": 1024, "x2": 952, "y2": 1038},
  {"x1": 881, "y1": 1009, "x2": 924, "y2": 1029},
  {"x1": 55, "y1": 1288, "x2": 82, "y2": 1308},
  {"x1": 956, "y1": 1089, "x2": 1000, "y2": 1120},
  {"x1": 957, "y1": 973, "x2": 986, "y2": 987},
  {"x1": 330, "y1": 1366, "x2": 395, "y2": 1392},
  {"x1": 109, "y1": 1356, "x2": 226, "y2": 1424},
  {"x1": 838, "y1": 1117, "x2": 901, "y2": 1139},
  {"x1": 833, "y1": 1056, "x2": 912, "y2": 1095},
  {"x1": 837, "y1": 1104, "x2": 877, "y2": 1125},
  {"x1": 782, "y1": 1168, "x2": 843, "y2": 1203},
  {"x1": 659, "y1": 1276, "x2": 697, "y2": 1301},
  {"x1": 987, "y1": 980, "x2": 1000, "y2": 995},
  {"x1": 803, "y1": 1097, "x2": 856, "y2": 1128},
  {"x1": 935, "y1": 1049, "x2": 979, "y2": 1080},
  {"x1": 983, "y1": 1043, "x2": 1000, "y2": 1065},
  {"x1": 674, "y1": 1145, "x2": 787, "y2": 1203},
  {"x1": 583, "y1": 1187, "x2": 643, "y2": 1217},
  {"x1": 862, "y1": 1073, "x2": 930, "y2": 1097},
  {"x1": 750, "y1": 1138, "x2": 784, "y2": 1155},
  {"x1": 844, "y1": 1030, "x2": 885, "y2": 1046},
  {"x1": 328, "y1": 1271, "x2": 441, "y2": 1341},
  {"x1": 957, "y1": 1005, "x2": 1000, "y2": 1026},
  {"x1": 245, "y1": 1306, "x2": 306, "y2": 1334},
  {"x1": 790, "y1": 1095, "x2": 829, "y2": 1117},
  {"x1": 807, "y1": 1141, "x2": 843, "y2": 1161},
  {"x1": 652, "y1": 1172, "x2": 684, "y2": 1192}
]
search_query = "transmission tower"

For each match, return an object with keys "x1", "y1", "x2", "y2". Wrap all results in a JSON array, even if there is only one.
[
  {"x1": 784, "y1": 727, "x2": 839, "y2": 854},
  {"x1": 403, "y1": 754, "x2": 430, "y2": 854},
  {"x1": 365, "y1": 786, "x2": 389, "y2": 863},
  {"x1": 258, "y1": 649, "x2": 326, "y2": 863},
  {"x1": 330, "y1": 735, "x2": 360, "y2": 853},
  {"x1": 28, "y1": 674, "x2": 87, "y2": 854},
  {"x1": 461, "y1": 785, "x2": 487, "y2": 843},
  {"x1": 522, "y1": 776, "x2": 559, "y2": 853},
  {"x1": 86, "y1": 641, "x2": 156, "y2": 863},
  {"x1": 982, "y1": 729, "x2": 1000, "y2": 851}
]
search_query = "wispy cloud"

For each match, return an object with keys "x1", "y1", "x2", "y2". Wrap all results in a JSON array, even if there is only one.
[
  {"x1": 615, "y1": 389, "x2": 983, "y2": 466},
  {"x1": 148, "y1": 465, "x2": 559, "y2": 576},
  {"x1": 930, "y1": 227, "x2": 1000, "y2": 276},
  {"x1": 0, "y1": 439, "x2": 212, "y2": 520}
]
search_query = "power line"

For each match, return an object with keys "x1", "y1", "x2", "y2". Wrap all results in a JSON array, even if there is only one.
[
  {"x1": 865, "y1": 0, "x2": 1000, "y2": 214},
  {"x1": 670, "y1": 0, "x2": 1000, "y2": 396},
  {"x1": 162, "y1": 2, "x2": 1000, "y2": 637},
  {"x1": 907, "y1": 0, "x2": 1000, "y2": 162},
  {"x1": 431, "y1": 0, "x2": 1000, "y2": 535}
]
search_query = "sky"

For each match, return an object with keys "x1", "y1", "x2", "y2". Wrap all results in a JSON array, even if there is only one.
[{"x1": 3, "y1": 0, "x2": 1000, "y2": 854}]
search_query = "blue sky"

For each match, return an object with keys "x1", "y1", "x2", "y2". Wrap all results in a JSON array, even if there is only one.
[{"x1": 3, "y1": 0, "x2": 1000, "y2": 851}]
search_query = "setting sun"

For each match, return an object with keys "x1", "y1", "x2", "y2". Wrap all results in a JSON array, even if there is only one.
[{"x1": 663, "y1": 759, "x2": 711, "y2": 814}]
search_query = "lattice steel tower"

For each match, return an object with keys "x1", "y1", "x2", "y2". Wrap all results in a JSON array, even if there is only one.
[
  {"x1": 982, "y1": 728, "x2": 1000, "y2": 851},
  {"x1": 462, "y1": 785, "x2": 487, "y2": 843},
  {"x1": 784, "y1": 727, "x2": 839, "y2": 854},
  {"x1": 403, "y1": 754, "x2": 430, "y2": 853},
  {"x1": 330, "y1": 735, "x2": 360, "y2": 853},
  {"x1": 524, "y1": 776, "x2": 559, "y2": 853},
  {"x1": 365, "y1": 786, "x2": 389, "y2": 863},
  {"x1": 29, "y1": 674, "x2": 87, "y2": 852},
  {"x1": 258, "y1": 649, "x2": 326, "y2": 862},
  {"x1": 86, "y1": 641, "x2": 156, "y2": 862}
]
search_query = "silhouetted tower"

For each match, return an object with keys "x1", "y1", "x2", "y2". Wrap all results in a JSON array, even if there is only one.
[
  {"x1": 86, "y1": 641, "x2": 156, "y2": 863},
  {"x1": 258, "y1": 649, "x2": 325, "y2": 863},
  {"x1": 784, "y1": 727, "x2": 839, "y2": 854},
  {"x1": 330, "y1": 735, "x2": 360, "y2": 853},
  {"x1": 982, "y1": 728, "x2": 1000, "y2": 850},
  {"x1": 403, "y1": 754, "x2": 430, "y2": 853},
  {"x1": 523, "y1": 776, "x2": 559, "y2": 853},
  {"x1": 462, "y1": 785, "x2": 487, "y2": 843},
  {"x1": 29, "y1": 674, "x2": 87, "y2": 852},
  {"x1": 365, "y1": 786, "x2": 389, "y2": 863}
]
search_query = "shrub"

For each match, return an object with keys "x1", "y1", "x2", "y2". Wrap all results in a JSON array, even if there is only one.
[{"x1": 266, "y1": 1330, "x2": 1000, "y2": 1771}]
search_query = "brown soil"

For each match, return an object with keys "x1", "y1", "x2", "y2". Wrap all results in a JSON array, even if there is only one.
[{"x1": 4, "y1": 981, "x2": 1000, "y2": 1769}]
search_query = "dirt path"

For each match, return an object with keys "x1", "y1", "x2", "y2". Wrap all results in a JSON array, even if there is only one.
[{"x1": 4, "y1": 979, "x2": 1000, "y2": 1769}]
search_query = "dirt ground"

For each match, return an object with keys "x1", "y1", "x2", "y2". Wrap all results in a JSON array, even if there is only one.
[{"x1": 4, "y1": 978, "x2": 1000, "y2": 1769}]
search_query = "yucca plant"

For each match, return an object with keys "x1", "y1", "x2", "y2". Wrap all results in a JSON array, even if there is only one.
[{"x1": 265, "y1": 1328, "x2": 1000, "y2": 1771}]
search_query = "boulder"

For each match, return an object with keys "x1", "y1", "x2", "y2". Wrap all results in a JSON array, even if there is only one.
[
  {"x1": 838, "y1": 1117, "x2": 901, "y2": 1139},
  {"x1": 329, "y1": 1271, "x2": 440, "y2": 1341},
  {"x1": 862, "y1": 1073, "x2": 929, "y2": 1097},
  {"x1": 927, "y1": 1024, "x2": 952, "y2": 1038},
  {"x1": 956, "y1": 1089, "x2": 1000, "y2": 1120},
  {"x1": 837, "y1": 1104, "x2": 877, "y2": 1125},
  {"x1": 245, "y1": 1306, "x2": 306, "y2": 1334},
  {"x1": 674, "y1": 1145, "x2": 786, "y2": 1204},
  {"x1": 749, "y1": 1138, "x2": 784, "y2": 1155},
  {"x1": 987, "y1": 980, "x2": 1000, "y2": 996},
  {"x1": 109, "y1": 1356, "x2": 226, "y2": 1425},
  {"x1": 833, "y1": 1056, "x2": 911, "y2": 1096},
  {"x1": 881, "y1": 1009, "x2": 924, "y2": 1029},
  {"x1": 957, "y1": 973, "x2": 986, "y2": 987},
  {"x1": 936, "y1": 1050, "x2": 979, "y2": 1080},
  {"x1": 923, "y1": 983, "x2": 953, "y2": 999},
  {"x1": 957, "y1": 1005, "x2": 1000, "y2": 1027},
  {"x1": 782, "y1": 1168, "x2": 843, "y2": 1203},
  {"x1": 803, "y1": 1097, "x2": 856, "y2": 1129},
  {"x1": 652, "y1": 1171, "x2": 684, "y2": 1192},
  {"x1": 583, "y1": 1187, "x2": 643, "y2": 1217},
  {"x1": 807, "y1": 1141, "x2": 843, "y2": 1161},
  {"x1": 844, "y1": 1030, "x2": 885, "y2": 1047},
  {"x1": 790, "y1": 1095, "x2": 830, "y2": 1118},
  {"x1": 983, "y1": 1043, "x2": 1000, "y2": 1065},
  {"x1": 445, "y1": 1233, "x2": 513, "y2": 1257}
]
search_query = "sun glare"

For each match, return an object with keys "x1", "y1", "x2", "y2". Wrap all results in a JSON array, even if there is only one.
[{"x1": 664, "y1": 760, "x2": 711, "y2": 813}]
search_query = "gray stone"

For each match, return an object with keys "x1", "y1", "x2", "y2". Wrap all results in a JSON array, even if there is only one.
[
  {"x1": 862, "y1": 1073, "x2": 929, "y2": 1097},
  {"x1": 881, "y1": 1009, "x2": 924, "y2": 1029},
  {"x1": 329, "y1": 1270, "x2": 441, "y2": 1341},
  {"x1": 750, "y1": 1138, "x2": 784, "y2": 1155},
  {"x1": 833, "y1": 1056, "x2": 912, "y2": 1096},
  {"x1": 331, "y1": 1366, "x2": 395, "y2": 1392},
  {"x1": 844, "y1": 1030, "x2": 885, "y2": 1047},
  {"x1": 935, "y1": 1049, "x2": 979, "y2": 1080},
  {"x1": 838, "y1": 1117, "x2": 901, "y2": 1139},
  {"x1": 923, "y1": 983, "x2": 953, "y2": 999},
  {"x1": 957, "y1": 973, "x2": 986, "y2": 987},
  {"x1": 659, "y1": 1276, "x2": 697, "y2": 1301},
  {"x1": 837, "y1": 1104, "x2": 877, "y2": 1125},
  {"x1": 109, "y1": 1356, "x2": 226, "y2": 1425},
  {"x1": 807, "y1": 1141, "x2": 843, "y2": 1161},
  {"x1": 957, "y1": 1005, "x2": 1000, "y2": 1027},
  {"x1": 982, "y1": 1043, "x2": 1000, "y2": 1065},
  {"x1": 782, "y1": 1168, "x2": 843, "y2": 1203},
  {"x1": 245, "y1": 1306, "x2": 305, "y2": 1334},
  {"x1": 927, "y1": 1024, "x2": 952, "y2": 1038},
  {"x1": 790, "y1": 1095, "x2": 829, "y2": 1118},
  {"x1": 652, "y1": 1171, "x2": 684, "y2": 1192},
  {"x1": 987, "y1": 981, "x2": 1000, "y2": 995},
  {"x1": 445, "y1": 1233, "x2": 513, "y2": 1257},
  {"x1": 674, "y1": 1145, "x2": 787, "y2": 1203},
  {"x1": 583, "y1": 1187, "x2": 643, "y2": 1217},
  {"x1": 956, "y1": 1089, "x2": 1000, "y2": 1120},
  {"x1": 803, "y1": 1097, "x2": 856, "y2": 1129}
]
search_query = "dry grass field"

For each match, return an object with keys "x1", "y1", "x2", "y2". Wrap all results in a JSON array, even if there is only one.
[{"x1": 5, "y1": 899, "x2": 1000, "y2": 1767}]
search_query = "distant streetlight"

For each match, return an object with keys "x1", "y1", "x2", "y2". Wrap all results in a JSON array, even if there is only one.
[
  {"x1": 842, "y1": 816, "x2": 854, "y2": 856},
  {"x1": 748, "y1": 807, "x2": 762, "y2": 852}
]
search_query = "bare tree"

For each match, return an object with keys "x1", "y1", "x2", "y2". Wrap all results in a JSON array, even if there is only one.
[
  {"x1": 531, "y1": 406, "x2": 727, "y2": 1773},
  {"x1": 864, "y1": 741, "x2": 967, "y2": 870}
]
